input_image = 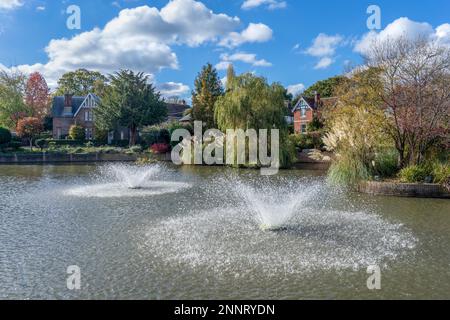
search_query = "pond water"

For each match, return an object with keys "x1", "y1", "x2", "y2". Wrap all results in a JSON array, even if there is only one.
[{"x1": 0, "y1": 164, "x2": 449, "y2": 299}]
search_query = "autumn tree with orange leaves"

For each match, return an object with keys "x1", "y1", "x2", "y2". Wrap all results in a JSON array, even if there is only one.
[{"x1": 25, "y1": 72, "x2": 50, "y2": 120}]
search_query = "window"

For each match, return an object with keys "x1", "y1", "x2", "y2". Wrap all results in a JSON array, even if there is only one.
[
  {"x1": 301, "y1": 124, "x2": 307, "y2": 134},
  {"x1": 85, "y1": 128, "x2": 93, "y2": 140},
  {"x1": 56, "y1": 128, "x2": 62, "y2": 139},
  {"x1": 84, "y1": 110, "x2": 94, "y2": 122},
  {"x1": 301, "y1": 108, "x2": 307, "y2": 118}
]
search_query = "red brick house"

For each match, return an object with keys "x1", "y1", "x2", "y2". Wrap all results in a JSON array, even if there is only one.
[
  {"x1": 292, "y1": 92, "x2": 338, "y2": 134},
  {"x1": 52, "y1": 93, "x2": 191, "y2": 142},
  {"x1": 52, "y1": 93, "x2": 100, "y2": 140}
]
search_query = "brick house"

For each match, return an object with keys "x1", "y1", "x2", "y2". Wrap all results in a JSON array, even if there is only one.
[
  {"x1": 52, "y1": 93, "x2": 100, "y2": 140},
  {"x1": 292, "y1": 92, "x2": 338, "y2": 134},
  {"x1": 52, "y1": 93, "x2": 191, "y2": 142}
]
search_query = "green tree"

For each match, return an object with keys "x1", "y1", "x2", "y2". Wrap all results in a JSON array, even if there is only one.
[
  {"x1": 55, "y1": 69, "x2": 107, "y2": 96},
  {"x1": 95, "y1": 70, "x2": 167, "y2": 146},
  {"x1": 69, "y1": 125, "x2": 86, "y2": 141},
  {"x1": 192, "y1": 63, "x2": 223, "y2": 128},
  {"x1": 215, "y1": 73, "x2": 295, "y2": 167},
  {"x1": 0, "y1": 70, "x2": 30, "y2": 129},
  {"x1": 226, "y1": 63, "x2": 236, "y2": 91},
  {"x1": 302, "y1": 76, "x2": 349, "y2": 99}
]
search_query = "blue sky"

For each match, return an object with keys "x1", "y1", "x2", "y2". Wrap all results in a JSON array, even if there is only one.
[{"x1": 0, "y1": 0, "x2": 449, "y2": 99}]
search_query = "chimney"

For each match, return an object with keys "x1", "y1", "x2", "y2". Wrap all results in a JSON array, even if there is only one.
[
  {"x1": 64, "y1": 94, "x2": 73, "y2": 107},
  {"x1": 314, "y1": 91, "x2": 321, "y2": 108}
]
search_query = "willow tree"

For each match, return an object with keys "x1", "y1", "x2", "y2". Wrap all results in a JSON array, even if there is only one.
[
  {"x1": 95, "y1": 70, "x2": 167, "y2": 146},
  {"x1": 214, "y1": 73, "x2": 294, "y2": 167},
  {"x1": 192, "y1": 63, "x2": 223, "y2": 129}
]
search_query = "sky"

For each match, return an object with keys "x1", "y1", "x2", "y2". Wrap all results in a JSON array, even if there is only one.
[{"x1": 0, "y1": 0, "x2": 449, "y2": 100}]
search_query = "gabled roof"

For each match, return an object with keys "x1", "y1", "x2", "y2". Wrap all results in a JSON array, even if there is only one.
[
  {"x1": 292, "y1": 96, "x2": 339, "y2": 113},
  {"x1": 52, "y1": 93, "x2": 100, "y2": 118},
  {"x1": 52, "y1": 96, "x2": 86, "y2": 118},
  {"x1": 292, "y1": 96, "x2": 316, "y2": 113}
]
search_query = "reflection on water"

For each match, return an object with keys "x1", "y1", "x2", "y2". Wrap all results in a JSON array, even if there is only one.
[{"x1": 0, "y1": 164, "x2": 449, "y2": 299}]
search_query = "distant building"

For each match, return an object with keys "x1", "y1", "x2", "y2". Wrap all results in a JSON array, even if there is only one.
[
  {"x1": 291, "y1": 92, "x2": 338, "y2": 134},
  {"x1": 51, "y1": 93, "x2": 191, "y2": 142}
]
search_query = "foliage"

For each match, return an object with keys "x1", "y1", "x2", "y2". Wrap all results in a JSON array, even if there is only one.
[
  {"x1": 289, "y1": 133, "x2": 322, "y2": 150},
  {"x1": 215, "y1": 73, "x2": 294, "y2": 167},
  {"x1": 398, "y1": 165, "x2": 432, "y2": 183},
  {"x1": 364, "y1": 37, "x2": 450, "y2": 167},
  {"x1": 324, "y1": 68, "x2": 391, "y2": 186},
  {"x1": 150, "y1": 143, "x2": 170, "y2": 154},
  {"x1": 69, "y1": 125, "x2": 86, "y2": 141},
  {"x1": 55, "y1": 69, "x2": 107, "y2": 96},
  {"x1": 94, "y1": 127, "x2": 108, "y2": 145},
  {"x1": 35, "y1": 139, "x2": 46, "y2": 150},
  {"x1": 25, "y1": 72, "x2": 50, "y2": 120},
  {"x1": 0, "y1": 127, "x2": 12, "y2": 145},
  {"x1": 0, "y1": 70, "x2": 30, "y2": 129},
  {"x1": 192, "y1": 63, "x2": 223, "y2": 128},
  {"x1": 16, "y1": 117, "x2": 43, "y2": 150},
  {"x1": 327, "y1": 156, "x2": 370, "y2": 187},
  {"x1": 95, "y1": 70, "x2": 167, "y2": 146},
  {"x1": 371, "y1": 148, "x2": 399, "y2": 178},
  {"x1": 296, "y1": 76, "x2": 349, "y2": 105},
  {"x1": 431, "y1": 162, "x2": 450, "y2": 184}
]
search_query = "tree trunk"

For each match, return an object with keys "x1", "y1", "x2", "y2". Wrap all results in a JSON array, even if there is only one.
[
  {"x1": 129, "y1": 127, "x2": 137, "y2": 146},
  {"x1": 29, "y1": 138, "x2": 33, "y2": 151}
]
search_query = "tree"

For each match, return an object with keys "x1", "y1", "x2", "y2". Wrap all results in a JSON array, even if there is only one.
[
  {"x1": 69, "y1": 125, "x2": 85, "y2": 141},
  {"x1": 192, "y1": 63, "x2": 223, "y2": 128},
  {"x1": 214, "y1": 73, "x2": 295, "y2": 167},
  {"x1": 301, "y1": 76, "x2": 349, "y2": 100},
  {"x1": 363, "y1": 37, "x2": 450, "y2": 167},
  {"x1": 0, "y1": 127, "x2": 11, "y2": 145},
  {"x1": 55, "y1": 69, "x2": 107, "y2": 96},
  {"x1": 0, "y1": 70, "x2": 30, "y2": 129},
  {"x1": 25, "y1": 72, "x2": 50, "y2": 120},
  {"x1": 16, "y1": 117, "x2": 43, "y2": 150},
  {"x1": 226, "y1": 64, "x2": 235, "y2": 91},
  {"x1": 95, "y1": 70, "x2": 167, "y2": 146}
]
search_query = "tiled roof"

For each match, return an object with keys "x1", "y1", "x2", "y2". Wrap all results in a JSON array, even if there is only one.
[{"x1": 51, "y1": 96, "x2": 86, "y2": 118}]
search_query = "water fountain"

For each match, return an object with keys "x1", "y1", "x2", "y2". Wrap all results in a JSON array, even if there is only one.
[
  {"x1": 142, "y1": 176, "x2": 417, "y2": 275},
  {"x1": 65, "y1": 163, "x2": 190, "y2": 198}
]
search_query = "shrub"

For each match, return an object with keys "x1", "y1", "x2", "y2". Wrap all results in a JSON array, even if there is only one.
[
  {"x1": 0, "y1": 127, "x2": 12, "y2": 145},
  {"x1": 94, "y1": 129, "x2": 108, "y2": 145},
  {"x1": 371, "y1": 149, "x2": 399, "y2": 178},
  {"x1": 129, "y1": 145, "x2": 143, "y2": 153},
  {"x1": 432, "y1": 162, "x2": 450, "y2": 184},
  {"x1": 35, "y1": 139, "x2": 47, "y2": 150},
  {"x1": 45, "y1": 139, "x2": 84, "y2": 146},
  {"x1": 327, "y1": 156, "x2": 369, "y2": 187},
  {"x1": 150, "y1": 143, "x2": 170, "y2": 154},
  {"x1": 69, "y1": 125, "x2": 85, "y2": 141},
  {"x1": 398, "y1": 165, "x2": 431, "y2": 183}
]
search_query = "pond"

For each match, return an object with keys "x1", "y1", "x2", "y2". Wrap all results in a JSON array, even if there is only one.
[{"x1": 0, "y1": 164, "x2": 449, "y2": 299}]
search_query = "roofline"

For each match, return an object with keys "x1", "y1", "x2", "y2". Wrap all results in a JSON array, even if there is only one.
[{"x1": 73, "y1": 93, "x2": 100, "y2": 118}]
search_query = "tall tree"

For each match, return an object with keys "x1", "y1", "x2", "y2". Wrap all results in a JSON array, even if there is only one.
[
  {"x1": 95, "y1": 70, "x2": 167, "y2": 146},
  {"x1": 0, "y1": 70, "x2": 30, "y2": 129},
  {"x1": 55, "y1": 69, "x2": 107, "y2": 96},
  {"x1": 364, "y1": 37, "x2": 450, "y2": 167},
  {"x1": 192, "y1": 63, "x2": 223, "y2": 128},
  {"x1": 25, "y1": 72, "x2": 50, "y2": 120},
  {"x1": 226, "y1": 63, "x2": 235, "y2": 91}
]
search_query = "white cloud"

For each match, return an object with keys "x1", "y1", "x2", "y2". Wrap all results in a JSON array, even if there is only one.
[
  {"x1": 157, "y1": 82, "x2": 190, "y2": 97},
  {"x1": 287, "y1": 83, "x2": 305, "y2": 97},
  {"x1": 219, "y1": 23, "x2": 273, "y2": 48},
  {"x1": 2, "y1": 0, "x2": 245, "y2": 87},
  {"x1": 304, "y1": 33, "x2": 343, "y2": 69},
  {"x1": 305, "y1": 33, "x2": 343, "y2": 57},
  {"x1": 241, "y1": 0, "x2": 287, "y2": 10},
  {"x1": 0, "y1": 0, "x2": 23, "y2": 10},
  {"x1": 314, "y1": 57, "x2": 334, "y2": 69},
  {"x1": 218, "y1": 52, "x2": 272, "y2": 68},
  {"x1": 36, "y1": 6, "x2": 45, "y2": 11},
  {"x1": 354, "y1": 17, "x2": 450, "y2": 54}
]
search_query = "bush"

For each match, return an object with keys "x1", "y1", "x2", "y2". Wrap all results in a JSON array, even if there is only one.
[
  {"x1": 111, "y1": 140, "x2": 129, "y2": 147},
  {"x1": 432, "y1": 162, "x2": 450, "y2": 184},
  {"x1": 69, "y1": 125, "x2": 85, "y2": 141},
  {"x1": 372, "y1": 149, "x2": 399, "y2": 178},
  {"x1": 35, "y1": 139, "x2": 47, "y2": 150},
  {"x1": 45, "y1": 139, "x2": 84, "y2": 146},
  {"x1": 0, "y1": 127, "x2": 12, "y2": 145},
  {"x1": 94, "y1": 128, "x2": 108, "y2": 145},
  {"x1": 327, "y1": 156, "x2": 369, "y2": 187},
  {"x1": 129, "y1": 145, "x2": 143, "y2": 153},
  {"x1": 150, "y1": 143, "x2": 170, "y2": 154},
  {"x1": 398, "y1": 165, "x2": 432, "y2": 183}
]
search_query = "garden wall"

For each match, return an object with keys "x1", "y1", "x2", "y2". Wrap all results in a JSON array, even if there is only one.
[
  {"x1": 0, "y1": 153, "x2": 137, "y2": 164},
  {"x1": 358, "y1": 181, "x2": 450, "y2": 199}
]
